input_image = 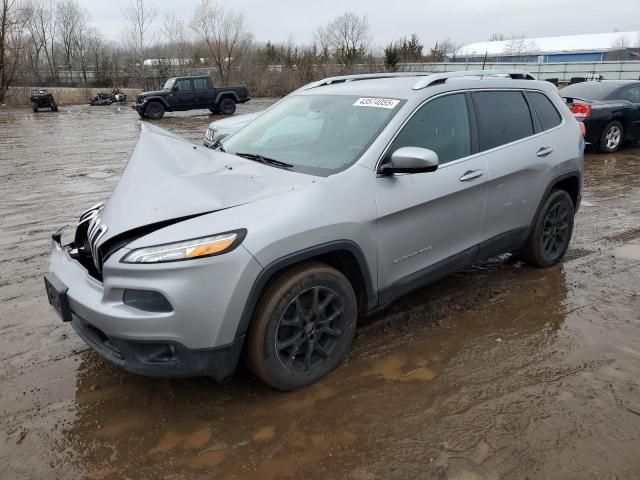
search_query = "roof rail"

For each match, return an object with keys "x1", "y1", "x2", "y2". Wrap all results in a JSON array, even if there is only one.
[
  {"x1": 304, "y1": 71, "x2": 434, "y2": 90},
  {"x1": 412, "y1": 70, "x2": 536, "y2": 90}
]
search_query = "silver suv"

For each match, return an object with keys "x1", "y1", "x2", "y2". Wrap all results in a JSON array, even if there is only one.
[{"x1": 45, "y1": 71, "x2": 584, "y2": 390}]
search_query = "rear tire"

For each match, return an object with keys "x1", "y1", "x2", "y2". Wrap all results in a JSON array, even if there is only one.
[
  {"x1": 218, "y1": 97, "x2": 236, "y2": 115},
  {"x1": 145, "y1": 100, "x2": 165, "y2": 120},
  {"x1": 598, "y1": 120, "x2": 623, "y2": 153},
  {"x1": 51, "y1": 103, "x2": 58, "y2": 112},
  {"x1": 245, "y1": 263, "x2": 357, "y2": 391},
  {"x1": 31, "y1": 102, "x2": 38, "y2": 113},
  {"x1": 521, "y1": 190, "x2": 574, "y2": 268}
]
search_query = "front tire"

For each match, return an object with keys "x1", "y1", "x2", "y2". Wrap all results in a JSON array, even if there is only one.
[
  {"x1": 145, "y1": 101, "x2": 165, "y2": 120},
  {"x1": 246, "y1": 263, "x2": 357, "y2": 391},
  {"x1": 599, "y1": 120, "x2": 623, "y2": 153},
  {"x1": 218, "y1": 97, "x2": 236, "y2": 115},
  {"x1": 521, "y1": 190, "x2": 574, "y2": 268}
]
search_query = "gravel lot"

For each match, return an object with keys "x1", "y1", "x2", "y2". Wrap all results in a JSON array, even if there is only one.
[{"x1": 1, "y1": 102, "x2": 640, "y2": 479}]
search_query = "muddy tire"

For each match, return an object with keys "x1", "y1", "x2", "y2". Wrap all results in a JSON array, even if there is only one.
[
  {"x1": 245, "y1": 263, "x2": 357, "y2": 391},
  {"x1": 51, "y1": 103, "x2": 58, "y2": 112},
  {"x1": 521, "y1": 190, "x2": 574, "y2": 268},
  {"x1": 145, "y1": 101, "x2": 165, "y2": 120},
  {"x1": 218, "y1": 98, "x2": 236, "y2": 116},
  {"x1": 31, "y1": 103, "x2": 38, "y2": 113},
  {"x1": 598, "y1": 120, "x2": 623, "y2": 153}
]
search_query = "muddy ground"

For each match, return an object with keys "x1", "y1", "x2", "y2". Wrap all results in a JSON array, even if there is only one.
[{"x1": 1, "y1": 102, "x2": 639, "y2": 480}]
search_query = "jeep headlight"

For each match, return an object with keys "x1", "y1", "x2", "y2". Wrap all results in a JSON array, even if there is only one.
[{"x1": 122, "y1": 230, "x2": 245, "y2": 264}]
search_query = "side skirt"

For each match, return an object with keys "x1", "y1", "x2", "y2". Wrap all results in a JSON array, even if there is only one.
[{"x1": 377, "y1": 228, "x2": 528, "y2": 309}]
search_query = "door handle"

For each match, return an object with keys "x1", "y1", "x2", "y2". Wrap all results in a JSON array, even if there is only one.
[
  {"x1": 459, "y1": 169, "x2": 484, "y2": 182},
  {"x1": 537, "y1": 147, "x2": 554, "y2": 157}
]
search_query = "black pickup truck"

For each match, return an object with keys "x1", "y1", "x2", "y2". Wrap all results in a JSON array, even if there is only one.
[
  {"x1": 560, "y1": 80, "x2": 640, "y2": 153},
  {"x1": 132, "y1": 75, "x2": 250, "y2": 120}
]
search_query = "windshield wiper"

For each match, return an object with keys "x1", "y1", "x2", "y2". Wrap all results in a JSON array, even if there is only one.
[{"x1": 235, "y1": 152, "x2": 293, "y2": 169}]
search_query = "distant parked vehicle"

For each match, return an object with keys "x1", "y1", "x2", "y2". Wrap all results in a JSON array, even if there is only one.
[
  {"x1": 132, "y1": 75, "x2": 250, "y2": 120},
  {"x1": 30, "y1": 89, "x2": 58, "y2": 112},
  {"x1": 90, "y1": 88, "x2": 127, "y2": 106},
  {"x1": 561, "y1": 80, "x2": 640, "y2": 153},
  {"x1": 203, "y1": 111, "x2": 262, "y2": 147}
]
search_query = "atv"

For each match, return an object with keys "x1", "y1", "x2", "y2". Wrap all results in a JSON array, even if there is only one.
[{"x1": 30, "y1": 89, "x2": 58, "y2": 112}]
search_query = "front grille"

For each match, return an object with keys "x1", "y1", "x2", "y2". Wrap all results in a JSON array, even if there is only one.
[{"x1": 72, "y1": 203, "x2": 107, "y2": 279}]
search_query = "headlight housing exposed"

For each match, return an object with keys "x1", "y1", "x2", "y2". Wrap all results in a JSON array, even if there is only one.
[
  {"x1": 204, "y1": 127, "x2": 216, "y2": 142},
  {"x1": 122, "y1": 229, "x2": 246, "y2": 264}
]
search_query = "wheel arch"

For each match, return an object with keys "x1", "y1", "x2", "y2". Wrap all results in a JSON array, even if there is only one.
[
  {"x1": 529, "y1": 171, "x2": 582, "y2": 235},
  {"x1": 215, "y1": 92, "x2": 239, "y2": 104},
  {"x1": 235, "y1": 240, "x2": 377, "y2": 341},
  {"x1": 144, "y1": 96, "x2": 170, "y2": 109}
]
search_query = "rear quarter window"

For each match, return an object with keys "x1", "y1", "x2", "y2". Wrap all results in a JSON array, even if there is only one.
[
  {"x1": 528, "y1": 91, "x2": 562, "y2": 131},
  {"x1": 472, "y1": 91, "x2": 534, "y2": 151}
]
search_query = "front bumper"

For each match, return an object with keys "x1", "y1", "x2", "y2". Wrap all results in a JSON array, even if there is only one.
[
  {"x1": 47, "y1": 237, "x2": 262, "y2": 377},
  {"x1": 131, "y1": 102, "x2": 146, "y2": 114},
  {"x1": 71, "y1": 311, "x2": 244, "y2": 379}
]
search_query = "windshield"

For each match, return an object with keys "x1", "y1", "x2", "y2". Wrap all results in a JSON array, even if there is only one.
[
  {"x1": 560, "y1": 82, "x2": 620, "y2": 101},
  {"x1": 222, "y1": 94, "x2": 404, "y2": 176},
  {"x1": 162, "y1": 78, "x2": 176, "y2": 90}
]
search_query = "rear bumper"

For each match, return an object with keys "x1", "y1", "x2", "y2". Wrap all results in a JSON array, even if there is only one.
[{"x1": 71, "y1": 312, "x2": 243, "y2": 379}]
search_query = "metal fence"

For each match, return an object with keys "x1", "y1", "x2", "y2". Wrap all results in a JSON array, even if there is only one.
[{"x1": 397, "y1": 61, "x2": 640, "y2": 81}]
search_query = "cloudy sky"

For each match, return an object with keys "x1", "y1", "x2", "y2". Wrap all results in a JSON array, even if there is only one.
[{"x1": 86, "y1": 0, "x2": 639, "y2": 49}]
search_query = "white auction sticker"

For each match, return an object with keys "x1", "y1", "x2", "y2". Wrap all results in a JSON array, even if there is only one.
[{"x1": 353, "y1": 97, "x2": 400, "y2": 109}]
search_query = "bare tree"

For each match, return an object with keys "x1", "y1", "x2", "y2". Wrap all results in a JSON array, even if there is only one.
[
  {"x1": 1, "y1": 0, "x2": 31, "y2": 102},
  {"x1": 73, "y1": 22, "x2": 95, "y2": 83},
  {"x1": 610, "y1": 34, "x2": 630, "y2": 60},
  {"x1": 86, "y1": 27, "x2": 104, "y2": 78},
  {"x1": 191, "y1": 0, "x2": 251, "y2": 84},
  {"x1": 163, "y1": 10, "x2": 190, "y2": 73},
  {"x1": 30, "y1": 0, "x2": 57, "y2": 82},
  {"x1": 315, "y1": 12, "x2": 369, "y2": 67},
  {"x1": 56, "y1": 0, "x2": 87, "y2": 82},
  {"x1": 504, "y1": 35, "x2": 537, "y2": 60},
  {"x1": 439, "y1": 38, "x2": 462, "y2": 61},
  {"x1": 122, "y1": 0, "x2": 156, "y2": 82}
]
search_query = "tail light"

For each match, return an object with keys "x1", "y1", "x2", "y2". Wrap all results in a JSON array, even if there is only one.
[{"x1": 570, "y1": 102, "x2": 591, "y2": 119}]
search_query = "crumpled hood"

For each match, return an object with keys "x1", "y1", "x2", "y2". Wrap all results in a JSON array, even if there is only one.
[{"x1": 98, "y1": 123, "x2": 316, "y2": 243}]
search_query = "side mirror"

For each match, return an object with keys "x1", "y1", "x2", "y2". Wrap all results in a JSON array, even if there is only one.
[{"x1": 379, "y1": 147, "x2": 439, "y2": 175}]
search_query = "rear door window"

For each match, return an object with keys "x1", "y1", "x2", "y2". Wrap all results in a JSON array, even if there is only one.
[
  {"x1": 175, "y1": 79, "x2": 192, "y2": 92},
  {"x1": 388, "y1": 93, "x2": 471, "y2": 164},
  {"x1": 528, "y1": 91, "x2": 562, "y2": 130},
  {"x1": 193, "y1": 78, "x2": 208, "y2": 90},
  {"x1": 472, "y1": 91, "x2": 534, "y2": 151}
]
